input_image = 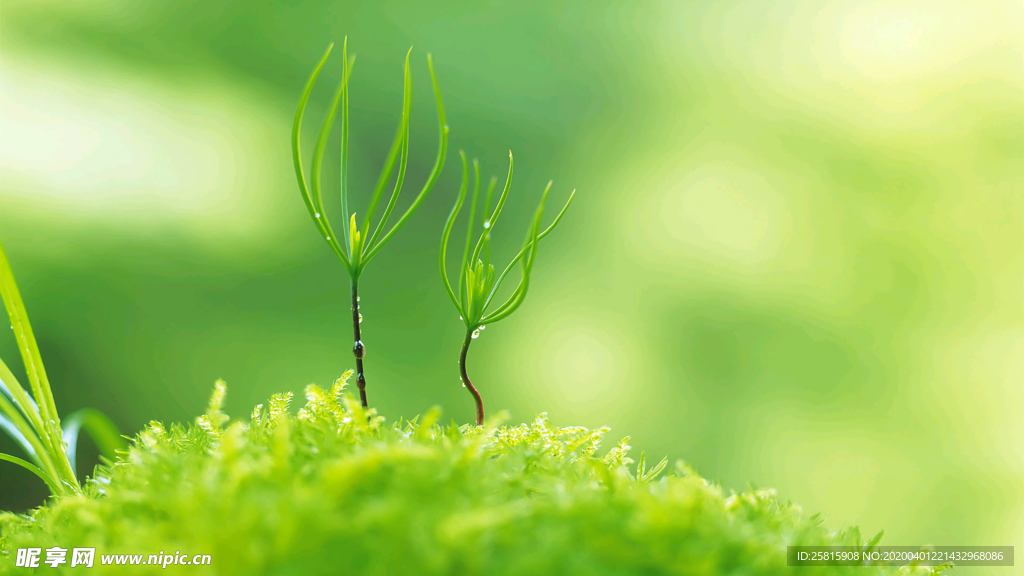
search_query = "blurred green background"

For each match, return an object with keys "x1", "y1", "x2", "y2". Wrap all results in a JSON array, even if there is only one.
[{"x1": 1, "y1": 0, "x2": 1021, "y2": 567}]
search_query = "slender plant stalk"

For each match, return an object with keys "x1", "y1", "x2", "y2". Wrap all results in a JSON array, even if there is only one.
[
  {"x1": 292, "y1": 39, "x2": 448, "y2": 409},
  {"x1": 458, "y1": 330, "x2": 484, "y2": 425},
  {"x1": 351, "y1": 283, "x2": 367, "y2": 407}
]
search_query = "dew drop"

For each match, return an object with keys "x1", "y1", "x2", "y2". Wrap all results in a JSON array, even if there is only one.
[
  {"x1": 326, "y1": 236, "x2": 331, "y2": 241},
  {"x1": 479, "y1": 325, "x2": 486, "y2": 331},
  {"x1": 471, "y1": 329, "x2": 480, "y2": 339},
  {"x1": 459, "y1": 316, "x2": 463, "y2": 320},
  {"x1": 315, "y1": 212, "x2": 321, "y2": 218},
  {"x1": 358, "y1": 313, "x2": 363, "y2": 324},
  {"x1": 353, "y1": 340, "x2": 365, "y2": 358},
  {"x1": 357, "y1": 296, "x2": 361, "y2": 302},
  {"x1": 483, "y1": 221, "x2": 491, "y2": 229}
]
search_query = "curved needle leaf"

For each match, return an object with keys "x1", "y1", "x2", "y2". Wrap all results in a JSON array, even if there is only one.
[
  {"x1": 483, "y1": 188, "x2": 575, "y2": 310},
  {"x1": 310, "y1": 58, "x2": 354, "y2": 271},
  {"x1": 481, "y1": 184, "x2": 549, "y2": 324},
  {"x1": 440, "y1": 152, "x2": 470, "y2": 315},
  {"x1": 291, "y1": 43, "x2": 352, "y2": 270},
  {"x1": 363, "y1": 53, "x2": 448, "y2": 264},
  {"x1": 459, "y1": 159, "x2": 481, "y2": 304},
  {"x1": 363, "y1": 48, "x2": 413, "y2": 243},
  {"x1": 469, "y1": 153, "x2": 513, "y2": 267},
  {"x1": 339, "y1": 38, "x2": 353, "y2": 254},
  {"x1": 479, "y1": 176, "x2": 498, "y2": 265}
]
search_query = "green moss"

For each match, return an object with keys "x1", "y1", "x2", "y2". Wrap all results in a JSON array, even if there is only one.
[{"x1": 0, "y1": 377, "x2": 936, "y2": 575}]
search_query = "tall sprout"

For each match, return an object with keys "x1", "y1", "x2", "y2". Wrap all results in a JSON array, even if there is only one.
[
  {"x1": 292, "y1": 39, "x2": 448, "y2": 408},
  {"x1": 439, "y1": 151, "x2": 575, "y2": 424},
  {"x1": 0, "y1": 239, "x2": 123, "y2": 496}
]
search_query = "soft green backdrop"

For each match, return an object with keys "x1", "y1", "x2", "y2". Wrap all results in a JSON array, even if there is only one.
[{"x1": 1, "y1": 0, "x2": 1021, "y2": 570}]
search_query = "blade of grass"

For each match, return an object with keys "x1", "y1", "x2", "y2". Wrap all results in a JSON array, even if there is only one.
[
  {"x1": 0, "y1": 240, "x2": 60, "y2": 431},
  {"x1": 62, "y1": 408, "x2": 126, "y2": 476},
  {"x1": 0, "y1": 452, "x2": 63, "y2": 495},
  {"x1": 0, "y1": 359, "x2": 62, "y2": 482},
  {"x1": 0, "y1": 395, "x2": 60, "y2": 480},
  {"x1": 0, "y1": 407, "x2": 50, "y2": 476},
  {"x1": 0, "y1": 375, "x2": 37, "y2": 412},
  {"x1": 0, "y1": 242, "x2": 77, "y2": 489},
  {"x1": 0, "y1": 413, "x2": 35, "y2": 460}
]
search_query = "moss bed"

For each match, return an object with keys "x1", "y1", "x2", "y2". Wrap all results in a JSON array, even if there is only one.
[{"x1": 0, "y1": 377, "x2": 940, "y2": 575}]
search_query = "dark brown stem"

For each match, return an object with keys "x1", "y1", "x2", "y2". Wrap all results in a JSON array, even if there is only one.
[
  {"x1": 351, "y1": 281, "x2": 367, "y2": 408},
  {"x1": 459, "y1": 330, "x2": 484, "y2": 425}
]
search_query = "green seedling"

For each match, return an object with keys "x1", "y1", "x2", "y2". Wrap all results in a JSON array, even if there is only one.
[
  {"x1": 440, "y1": 151, "x2": 575, "y2": 424},
  {"x1": 0, "y1": 239, "x2": 124, "y2": 496},
  {"x1": 292, "y1": 38, "x2": 449, "y2": 408}
]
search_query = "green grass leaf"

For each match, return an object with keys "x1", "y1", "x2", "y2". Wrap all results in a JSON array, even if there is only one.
[
  {"x1": 0, "y1": 452, "x2": 62, "y2": 495},
  {"x1": 0, "y1": 240, "x2": 59, "y2": 435},
  {"x1": 0, "y1": 239, "x2": 78, "y2": 492},
  {"x1": 62, "y1": 408, "x2": 126, "y2": 476}
]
